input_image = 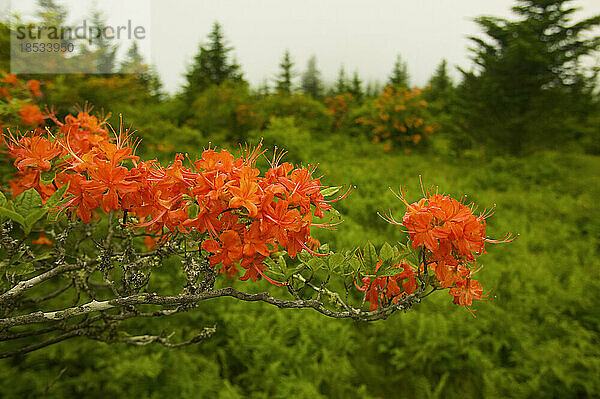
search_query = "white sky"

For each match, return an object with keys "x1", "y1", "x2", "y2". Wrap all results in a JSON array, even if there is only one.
[{"x1": 4, "y1": 0, "x2": 600, "y2": 93}]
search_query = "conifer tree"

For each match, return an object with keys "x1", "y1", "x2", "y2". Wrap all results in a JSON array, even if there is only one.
[
  {"x1": 387, "y1": 54, "x2": 409, "y2": 88},
  {"x1": 366, "y1": 80, "x2": 382, "y2": 97},
  {"x1": 461, "y1": 0, "x2": 600, "y2": 154},
  {"x1": 119, "y1": 42, "x2": 145, "y2": 74},
  {"x1": 300, "y1": 55, "x2": 323, "y2": 99},
  {"x1": 426, "y1": 59, "x2": 454, "y2": 102},
  {"x1": 258, "y1": 79, "x2": 270, "y2": 96},
  {"x1": 184, "y1": 22, "x2": 244, "y2": 98},
  {"x1": 349, "y1": 71, "x2": 363, "y2": 102},
  {"x1": 275, "y1": 50, "x2": 295, "y2": 94},
  {"x1": 119, "y1": 42, "x2": 163, "y2": 98},
  {"x1": 89, "y1": 7, "x2": 118, "y2": 74},
  {"x1": 36, "y1": 0, "x2": 67, "y2": 27},
  {"x1": 334, "y1": 65, "x2": 348, "y2": 94}
]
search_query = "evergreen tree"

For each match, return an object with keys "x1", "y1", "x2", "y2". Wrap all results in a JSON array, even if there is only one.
[
  {"x1": 334, "y1": 65, "x2": 348, "y2": 94},
  {"x1": 387, "y1": 54, "x2": 409, "y2": 88},
  {"x1": 89, "y1": 7, "x2": 118, "y2": 74},
  {"x1": 275, "y1": 50, "x2": 295, "y2": 94},
  {"x1": 300, "y1": 55, "x2": 323, "y2": 99},
  {"x1": 349, "y1": 71, "x2": 364, "y2": 102},
  {"x1": 119, "y1": 42, "x2": 145, "y2": 73},
  {"x1": 461, "y1": 0, "x2": 600, "y2": 154},
  {"x1": 119, "y1": 42, "x2": 163, "y2": 99},
  {"x1": 258, "y1": 79, "x2": 270, "y2": 96},
  {"x1": 426, "y1": 59, "x2": 454, "y2": 103},
  {"x1": 29, "y1": 0, "x2": 72, "y2": 71},
  {"x1": 184, "y1": 22, "x2": 244, "y2": 98},
  {"x1": 366, "y1": 80, "x2": 382, "y2": 97},
  {"x1": 36, "y1": 0, "x2": 67, "y2": 27}
]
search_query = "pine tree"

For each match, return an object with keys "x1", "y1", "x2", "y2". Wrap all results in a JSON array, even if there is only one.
[
  {"x1": 300, "y1": 55, "x2": 323, "y2": 99},
  {"x1": 348, "y1": 71, "x2": 363, "y2": 102},
  {"x1": 275, "y1": 50, "x2": 295, "y2": 94},
  {"x1": 461, "y1": 0, "x2": 600, "y2": 154},
  {"x1": 36, "y1": 0, "x2": 67, "y2": 27},
  {"x1": 118, "y1": 42, "x2": 162, "y2": 98},
  {"x1": 366, "y1": 80, "x2": 382, "y2": 97},
  {"x1": 184, "y1": 22, "x2": 244, "y2": 98},
  {"x1": 426, "y1": 59, "x2": 454, "y2": 102},
  {"x1": 119, "y1": 42, "x2": 145, "y2": 73},
  {"x1": 334, "y1": 65, "x2": 348, "y2": 94},
  {"x1": 89, "y1": 7, "x2": 118, "y2": 74},
  {"x1": 258, "y1": 79, "x2": 270, "y2": 96},
  {"x1": 387, "y1": 54, "x2": 409, "y2": 88}
]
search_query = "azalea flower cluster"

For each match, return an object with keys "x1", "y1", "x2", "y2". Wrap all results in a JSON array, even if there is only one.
[
  {"x1": 378, "y1": 186, "x2": 517, "y2": 311},
  {"x1": 0, "y1": 73, "x2": 45, "y2": 129},
  {"x1": 356, "y1": 260, "x2": 417, "y2": 311},
  {"x1": 5, "y1": 109, "x2": 350, "y2": 285},
  {"x1": 324, "y1": 93, "x2": 353, "y2": 127}
]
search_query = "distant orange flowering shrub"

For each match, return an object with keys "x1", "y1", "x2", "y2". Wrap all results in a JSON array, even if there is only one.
[
  {"x1": 324, "y1": 93, "x2": 353, "y2": 127},
  {"x1": 0, "y1": 72, "x2": 44, "y2": 129},
  {"x1": 356, "y1": 86, "x2": 439, "y2": 152}
]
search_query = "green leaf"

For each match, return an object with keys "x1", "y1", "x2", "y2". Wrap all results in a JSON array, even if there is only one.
[
  {"x1": 263, "y1": 256, "x2": 278, "y2": 270},
  {"x1": 32, "y1": 250, "x2": 55, "y2": 262},
  {"x1": 188, "y1": 202, "x2": 199, "y2": 219},
  {"x1": 318, "y1": 243, "x2": 330, "y2": 254},
  {"x1": 14, "y1": 188, "x2": 42, "y2": 216},
  {"x1": 40, "y1": 169, "x2": 57, "y2": 185},
  {"x1": 298, "y1": 249, "x2": 312, "y2": 264},
  {"x1": 0, "y1": 206, "x2": 26, "y2": 227},
  {"x1": 343, "y1": 255, "x2": 362, "y2": 275},
  {"x1": 10, "y1": 262, "x2": 36, "y2": 277},
  {"x1": 44, "y1": 183, "x2": 69, "y2": 210},
  {"x1": 263, "y1": 256, "x2": 286, "y2": 279},
  {"x1": 9, "y1": 249, "x2": 26, "y2": 265},
  {"x1": 320, "y1": 186, "x2": 342, "y2": 197},
  {"x1": 379, "y1": 242, "x2": 395, "y2": 263},
  {"x1": 362, "y1": 241, "x2": 378, "y2": 272},
  {"x1": 277, "y1": 255, "x2": 288, "y2": 275},
  {"x1": 328, "y1": 252, "x2": 345, "y2": 272},
  {"x1": 376, "y1": 264, "x2": 404, "y2": 278},
  {"x1": 0, "y1": 191, "x2": 7, "y2": 207},
  {"x1": 24, "y1": 209, "x2": 48, "y2": 234}
]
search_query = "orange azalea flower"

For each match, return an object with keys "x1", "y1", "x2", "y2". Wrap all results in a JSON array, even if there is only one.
[
  {"x1": 7, "y1": 135, "x2": 62, "y2": 172},
  {"x1": 449, "y1": 278, "x2": 491, "y2": 308},
  {"x1": 202, "y1": 230, "x2": 244, "y2": 275},
  {"x1": 2, "y1": 73, "x2": 18, "y2": 87},
  {"x1": 19, "y1": 104, "x2": 45, "y2": 126},
  {"x1": 86, "y1": 162, "x2": 139, "y2": 213},
  {"x1": 228, "y1": 177, "x2": 260, "y2": 217},
  {"x1": 27, "y1": 80, "x2": 42, "y2": 97},
  {"x1": 357, "y1": 260, "x2": 417, "y2": 311}
]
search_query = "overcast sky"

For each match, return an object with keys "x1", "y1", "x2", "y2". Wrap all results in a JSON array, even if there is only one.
[{"x1": 4, "y1": 0, "x2": 600, "y2": 93}]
